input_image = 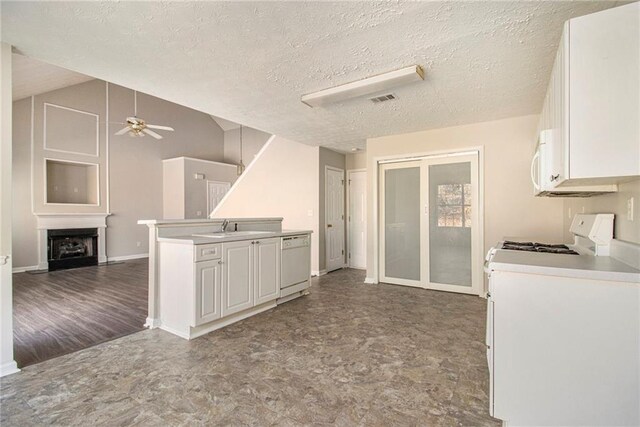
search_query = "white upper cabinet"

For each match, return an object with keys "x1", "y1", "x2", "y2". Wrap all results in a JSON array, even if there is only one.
[{"x1": 536, "y1": 3, "x2": 639, "y2": 191}]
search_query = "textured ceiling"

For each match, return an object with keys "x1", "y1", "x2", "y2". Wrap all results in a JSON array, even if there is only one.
[
  {"x1": 1, "y1": 1, "x2": 626, "y2": 151},
  {"x1": 11, "y1": 54, "x2": 94, "y2": 101}
]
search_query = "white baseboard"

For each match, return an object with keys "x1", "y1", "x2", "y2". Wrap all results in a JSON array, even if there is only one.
[
  {"x1": 364, "y1": 277, "x2": 378, "y2": 284},
  {"x1": 12, "y1": 265, "x2": 39, "y2": 273},
  {"x1": 144, "y1": 317, "x2": 161, "y2": 329},
  {"x1": 0, "y1": 361, "x2": 20, "y2": 377},
  {"x1": 107, "y1": 253, "x2": 149, "y2": 262},
  {"x1": 311, "y1": 269, "x2": 327, "y2": 277}
]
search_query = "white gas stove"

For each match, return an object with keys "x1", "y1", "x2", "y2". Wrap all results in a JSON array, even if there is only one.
[{"x1": 484, "y1": 213, "x2": 640, "y2": 426}]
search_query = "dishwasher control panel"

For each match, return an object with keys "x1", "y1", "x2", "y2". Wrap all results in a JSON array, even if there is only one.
[{"x1": 282, "y1": 235, "x2": 309, "y2": 249}]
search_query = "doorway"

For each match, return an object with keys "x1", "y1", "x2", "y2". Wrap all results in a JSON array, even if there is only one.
[
  {"x1": 379, "y1": 152, "x2": 481, "y2": 295},
  {"x1": 347, "y1": 169, "x2": 366, "y2": 269},
  {"x1": 325, "y1": 166, "x2": 345, "y2": 272}
]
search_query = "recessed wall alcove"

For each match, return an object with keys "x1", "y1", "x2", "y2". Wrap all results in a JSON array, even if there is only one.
[{"x1": 45, "y1": 159, "x2": 99, "y2": 205}]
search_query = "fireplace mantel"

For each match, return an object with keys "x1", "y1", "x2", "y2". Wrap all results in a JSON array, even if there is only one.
[{"x1": 34, "y1": 213, "x2": 110, "y2": 270}]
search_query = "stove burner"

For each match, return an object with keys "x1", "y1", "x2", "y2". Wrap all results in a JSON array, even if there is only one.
[{"x1": 502, "y1": 241, "x2": 579, "y2": 255}]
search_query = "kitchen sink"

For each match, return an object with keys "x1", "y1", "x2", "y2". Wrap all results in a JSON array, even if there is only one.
[{"x1": 192, "y1": 231, "x2": 272, "y2": 239}]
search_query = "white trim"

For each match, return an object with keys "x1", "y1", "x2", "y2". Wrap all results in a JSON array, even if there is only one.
[
  {"x1": 144, "y1": 317, "x2": 161, "y2": 329},
  {"x1": 30, "y1": 96, "x2": 35, "y2": 214},
  {"x1": 159, "y1": 324, "x2": 189, "y2": 339},
  {"x1": 105, "y1": 82, "x2": 110, "y2": 213},
  {"x1": 12, "y1": 265, "x2": 39, "y2": 273},
  {"x1": 162, "y1": 156, "x2": 237, "y2": 168},
  {"x1": 324, "y1": 165, "x2": 346, "y2": 273},
  {"x1": 364, "y1": 276, "x2": 378, "y2": 284},
  {"x1": 210, "y1": 135, "x2": 276, "y2": 217},
  {"x1": 0, "y1": 361, "x2": 20, "y2": 378},
  {"x1": 43, "y1": 102, "x2": 99, "y2": 157},
  {"x1": 107, "y1": 253, "x2": 148, "y2": 262},
  {"x1": 311, "y1": 269, "x2": 327, "y2": 277},
  {"x1": 346, "y1": 168, "x2": 366, "y2": 269}
]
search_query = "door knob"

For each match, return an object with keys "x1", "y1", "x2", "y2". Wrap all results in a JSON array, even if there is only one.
[{"x1": 327, "y1": 224, "x2": 333, "y2": 228}]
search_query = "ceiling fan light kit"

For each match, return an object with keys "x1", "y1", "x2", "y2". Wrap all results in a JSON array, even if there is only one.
[
  {"x1": 114, "y1": 90, "x2": 175, "y2": 139},
  {"x1": 301, "y1": 65, "x2": 424, "y2": 107}
]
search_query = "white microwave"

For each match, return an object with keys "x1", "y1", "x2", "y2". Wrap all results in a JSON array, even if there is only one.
[{"x1": 531, "y1": 130, "x2": 613, "y2": 198}]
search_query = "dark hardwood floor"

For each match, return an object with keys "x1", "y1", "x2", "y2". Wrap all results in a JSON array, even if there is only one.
[{"x1": 12, "y1": 258, "x2": 148, "y2": 368}]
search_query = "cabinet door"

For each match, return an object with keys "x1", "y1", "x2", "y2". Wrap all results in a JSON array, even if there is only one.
[
  {"x1": 193, "y1": 260, "x2": 222, "y2": 326},
  {"x1": 221, "y1": 240, "x2": 254, "y2": 317},
  {"x1": 548, "y1": 26, "x2": 569, "y2": 188},
  {"x1": 569, "y1": 3, "x2": 640, "y2": 179},
  {"x1": 254, "y1": 237, "x2": 281, "y2": 305}
]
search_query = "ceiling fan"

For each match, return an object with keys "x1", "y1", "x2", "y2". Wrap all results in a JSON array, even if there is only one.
[{"x1": 114, "y1": 90, "x2": 174, "y2": 139}]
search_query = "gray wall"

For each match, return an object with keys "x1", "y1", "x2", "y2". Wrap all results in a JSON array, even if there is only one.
[
  {"x1": 223, "y1": 126, "x2": 271, "y2": 167},
  {"x1": 318, "y1": 147, "x2": 346, "y2": 271},
  {"x1": 12, "y1": 80, "x2": 230, "y2": 267}
]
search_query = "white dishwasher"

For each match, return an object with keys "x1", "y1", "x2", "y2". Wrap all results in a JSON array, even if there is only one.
[{"x1": 280, "y1": 234, "x2": 311, "y2": 301}]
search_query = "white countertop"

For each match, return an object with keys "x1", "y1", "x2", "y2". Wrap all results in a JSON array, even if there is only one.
[
  {"x1": 488, "y1": 250, "x2": 640, "y2": 283},
  {"x1": 157, "y1": 229, "x2": 312, "y2": 245},
  {"x1": 139, "y1": 217, "x2": 284, "y2": 225}
]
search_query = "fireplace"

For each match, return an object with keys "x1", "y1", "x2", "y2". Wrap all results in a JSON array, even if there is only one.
[{"x1": 47, "y1": 228, "x2": 98, "y2": 271}]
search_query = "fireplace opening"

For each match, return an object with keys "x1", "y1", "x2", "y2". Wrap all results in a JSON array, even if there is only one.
[{"x1": 47, "y1": 228, "x2": 98, "y2": 271}]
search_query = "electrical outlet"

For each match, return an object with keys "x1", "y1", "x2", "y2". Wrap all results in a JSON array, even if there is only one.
[
  {"x1": 568, "y1": 208, "x2": 572, "y2": 219},
  {"x1": 73, "y1": 187, "x2": 79, "y2": 193},
  {"x1": 136, "y1": 241, "x2": 141, "y2": 247},
  {"x1": 627, "y1": 197, "x2": 634, "y2": 221},
  {"x1": 581, "y1": 206, "x2": 586, "y2": 213},
  {"x1": 196, "y1": 211, "x2": 202, "y2": 217},
  {"x1": 307, "y1": 209, "x2": 313, "y2": 217}
]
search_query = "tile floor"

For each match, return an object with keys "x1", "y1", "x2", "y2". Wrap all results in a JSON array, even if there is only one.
[{"x1": 0, "y1": 268, "x2": 499, "y2": 426}]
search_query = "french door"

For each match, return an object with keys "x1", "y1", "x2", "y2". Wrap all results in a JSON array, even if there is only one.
[{"x1": 379, "y1": 153, "x2": 481, "y2": 295}]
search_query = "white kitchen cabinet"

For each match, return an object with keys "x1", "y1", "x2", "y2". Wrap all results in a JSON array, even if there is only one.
[
  {"x1": 253, "y1": 238, "x2": 280, "y2": 305},
  {"x1": 221, "y1": 237, "x2": 281, "y2": 317},
  {"x1": 535, "y1": 3, "x2": 639, "y2": 192},
  {"x1": 221, "y1": 240, "x2": 254, "y2": 317},
  {"x1": 194, "y1": 260, "x2": 222, "y2": 326}
]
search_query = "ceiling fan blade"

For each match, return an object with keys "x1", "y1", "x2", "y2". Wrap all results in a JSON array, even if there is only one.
[
  {"x1": 115, "y1": 126, "x2": 130, "y2": 136},
  {"x1": 146, "y1": 124, "x2": 174, "y2": 131},
  {"x1": 142, "y1": 128, "x2": 163, "y2": 139}
]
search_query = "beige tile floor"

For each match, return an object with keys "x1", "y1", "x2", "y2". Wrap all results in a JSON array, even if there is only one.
[{"x1": 0, "y1": 268, "x2": 500, "y2": 426}]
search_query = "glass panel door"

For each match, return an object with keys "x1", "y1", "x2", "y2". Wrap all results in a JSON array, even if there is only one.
[
  {"x1": 379, "y1": 161, "x2": 422, "y2": 287},
  {"x1": 424, "y1": 154, "x2": 479, "y2": 294}
]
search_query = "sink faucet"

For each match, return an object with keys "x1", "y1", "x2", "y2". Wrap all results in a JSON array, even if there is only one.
[{"x1": 221, "y1": 219, "x2": 230, "y2": 232}]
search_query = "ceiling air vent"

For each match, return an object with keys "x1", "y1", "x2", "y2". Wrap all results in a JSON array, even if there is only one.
[{"x1": 369, "y1": 93, "x2": 397, "y2": 104}]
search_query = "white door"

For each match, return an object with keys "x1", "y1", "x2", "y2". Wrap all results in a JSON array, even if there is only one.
[
  {"x1": 253, "y1": 238, "x2": 280, "y2": 305},
  {"x1": 193, "y1": 260, "x2": 222, "y2": 326},
  {"x1": 0, "y1": 43, "x2": 18, "y2": 376},
  {"x1": 221, "y1": 240, "x2": 253, "y2": 317},
  {"x1": 325, "y1": 167, "x2": 345, "y2": 272},
  {"x1": 348, "y1": 170, "x2": 366, "y2": 269},
  {"x1": 207, "y1": 181, "x2": 231, "y2": 216},
  {"x1": 379, "y1": 153, "x2": 481, "y2": 295}
]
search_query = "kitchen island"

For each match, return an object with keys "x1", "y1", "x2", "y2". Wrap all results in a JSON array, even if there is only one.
[{"x1": 139, "y1": 218, "x2": 311, "y2": 339}]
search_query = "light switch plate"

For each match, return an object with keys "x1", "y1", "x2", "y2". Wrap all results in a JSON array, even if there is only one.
[{"x1": 627, "y1": 197, "x2": 634, "y2": 221}]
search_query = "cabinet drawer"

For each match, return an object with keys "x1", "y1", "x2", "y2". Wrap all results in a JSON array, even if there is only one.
[{"x1": 195, "y1": 243, "x2": 222, "y2": 262}]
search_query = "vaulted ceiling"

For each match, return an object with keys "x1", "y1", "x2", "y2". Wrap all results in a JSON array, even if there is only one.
[{"x1": 1, "y1": 1, "x2": 625, "y2": 151}]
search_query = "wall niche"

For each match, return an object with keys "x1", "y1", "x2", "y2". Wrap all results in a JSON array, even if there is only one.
[{"x1": 45, "y1": 159, "x2": 99, "y2": 205}]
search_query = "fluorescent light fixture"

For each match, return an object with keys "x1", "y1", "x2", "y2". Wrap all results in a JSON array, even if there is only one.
[{"x1": 301, "y1": 65, "x2": 424, "y2": 107}]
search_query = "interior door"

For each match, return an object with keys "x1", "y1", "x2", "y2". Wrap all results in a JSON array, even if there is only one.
[
  {"x1": 207, "y1": 180, "x2": 231, "y2": 215},
  {"x1": 424, "y1": 154, "x2": 480, "y2": 295},
  {"x1": 379, "y1": 161, "x2": 423, "y2": 288},
  {"x1": 0, "y1": 42, "x2": 18, "y2": 376},
  {"x1": 325, "y1": 167, "x2": 345, "y2": 272},
  {"x1": 379, "y1": 153, "x2": 480, "y2": 295},
  {"x1": 348, "y1": 170, "x2": 366, "y2": 269}
]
